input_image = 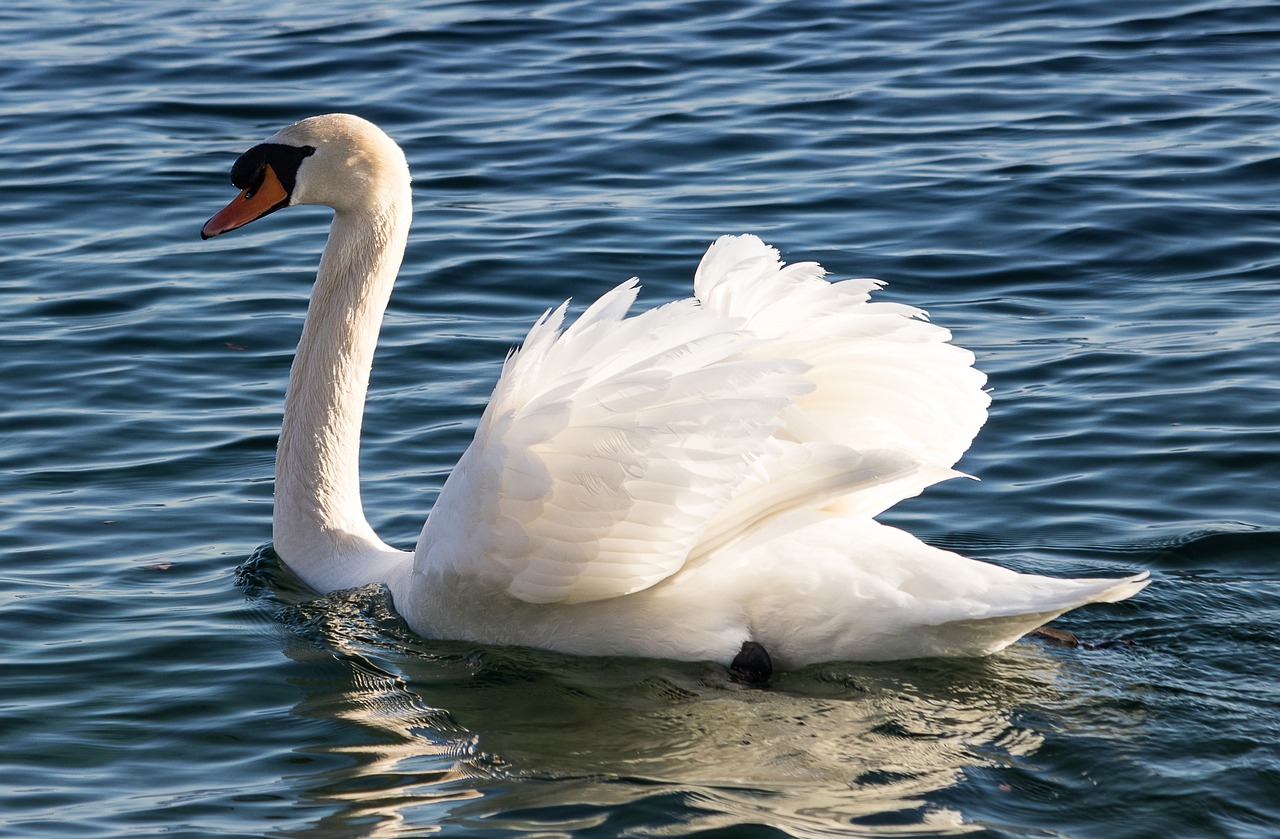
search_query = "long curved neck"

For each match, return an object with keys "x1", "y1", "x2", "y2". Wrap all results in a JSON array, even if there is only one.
[{"x1": 273, "y1": 193, "x2": 413, "y2": 591}]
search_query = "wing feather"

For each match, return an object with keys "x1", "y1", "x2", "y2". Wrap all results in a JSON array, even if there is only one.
[
  {"x1": 417, "y1": 236, "x2": 991, "y2": 605},
  {"x1": 418, "y1": 277, "x2": 813, "y2": 604},
  {"x1": 694, "y1": 234, "x2": 990, "y2": 515}
]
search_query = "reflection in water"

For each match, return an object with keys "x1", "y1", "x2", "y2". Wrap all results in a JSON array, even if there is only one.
[{"x1": 262, "y1": 577, "x2": 1067, "y2": 837}]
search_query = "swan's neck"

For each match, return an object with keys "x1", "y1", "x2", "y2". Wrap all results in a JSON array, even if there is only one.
[{"x1": 273, "y1": 196, "x2": 413, "y2": 591}]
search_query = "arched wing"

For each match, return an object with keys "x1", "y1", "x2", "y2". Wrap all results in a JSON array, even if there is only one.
[
  {"x1": 694, "y1": 235, "x2": 990, "y2": 516},
  {"x1": 416, "y1": 278, "x2": 813, "y2": 604},
  {"x1": 416, "y1": 236, "x2": 992, "y2": 606}
]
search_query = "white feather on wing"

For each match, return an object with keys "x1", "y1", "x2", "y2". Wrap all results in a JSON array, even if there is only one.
[{"x1": 417, "y1": 234, "x2": 993, "y2": 607}]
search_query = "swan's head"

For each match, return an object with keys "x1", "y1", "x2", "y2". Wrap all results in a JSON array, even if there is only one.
[{"x1": 201, "y1": 113, "x2": 410, "y2": 240}]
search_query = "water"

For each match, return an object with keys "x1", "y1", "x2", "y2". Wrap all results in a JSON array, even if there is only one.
[{"x1": 3, "y1": 0, "x2": 1279, "y2": 835}]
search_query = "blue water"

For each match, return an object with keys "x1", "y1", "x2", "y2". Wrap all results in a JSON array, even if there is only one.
[{"x1": 4, "y1": 0, "x2": 1279, "y2": 835}]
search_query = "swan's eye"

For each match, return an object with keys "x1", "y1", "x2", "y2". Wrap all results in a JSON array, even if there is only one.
[{"x1": 244, "y1": 168, "x2": 267, "y2": 199}]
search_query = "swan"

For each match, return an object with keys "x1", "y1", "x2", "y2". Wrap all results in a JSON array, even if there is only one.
[{"x1": 201, "y1": 114, "x2": 1148, "y2": 675}]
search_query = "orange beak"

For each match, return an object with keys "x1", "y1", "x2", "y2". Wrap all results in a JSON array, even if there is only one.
[{"x1": 201, "y1": 164, "x2": 290, "y2": 240}]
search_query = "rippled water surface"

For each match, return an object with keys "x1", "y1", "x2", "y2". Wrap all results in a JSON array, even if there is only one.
[{"x1": 4, "y1": 1, "x2": 1280, "y2": 836}]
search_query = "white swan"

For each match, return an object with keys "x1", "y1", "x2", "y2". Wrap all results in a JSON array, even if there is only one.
[{"x1": 202, "y1": 114, "x2": 1148, "y2": 673}]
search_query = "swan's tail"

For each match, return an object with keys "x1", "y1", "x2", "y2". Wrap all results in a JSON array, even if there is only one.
[
  {"x1": 1071, "y1": 570, "x2": 1152, "y2": 604},
  {"x1": 742, "y1": 517, "x2": 1152, "y2": 665},
  {"x1": 921, "y1": 570, "x2": 1151, "y2": 658}
]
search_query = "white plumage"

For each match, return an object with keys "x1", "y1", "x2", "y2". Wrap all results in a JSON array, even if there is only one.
[{"x1": 203, "y1": 114, "x2": 1148, "y2": 670}]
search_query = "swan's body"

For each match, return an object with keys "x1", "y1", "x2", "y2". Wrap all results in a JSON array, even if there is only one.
[{"x1": 203, "y1": 114, "x2": 1147, "y2": 669}]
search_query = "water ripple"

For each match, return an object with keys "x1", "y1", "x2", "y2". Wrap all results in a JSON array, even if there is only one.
[{"x1": 4, "y1": 0, "x2": 1280, "y2": 836}]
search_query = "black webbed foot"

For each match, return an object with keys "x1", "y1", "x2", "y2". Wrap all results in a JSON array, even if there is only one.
[
  {"x1": 1028, "y1": 625, "x2": 1137, "y2": 651},
  {"x1": 729, "y1": 640, "x2": 773, "y2": 685},
  {"x1": 1028, "y1": 626, "x2": 1080, "y2": 647}
]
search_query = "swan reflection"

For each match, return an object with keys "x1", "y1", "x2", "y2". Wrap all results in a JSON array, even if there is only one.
[{"x1": 268, "y1": 583, "x2": 1072, "y2": 838}]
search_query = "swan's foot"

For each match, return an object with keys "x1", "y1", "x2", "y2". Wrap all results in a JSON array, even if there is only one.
[
  {"x1": 1027, "y1": 625, "x2": 1136, "y2": 651},
  {"x1": 1027, "y1": 626, "x2": 1080, "y2": 647},
  {"x1": 729, "y1": 640, "x2": 773, "y2": 685}
]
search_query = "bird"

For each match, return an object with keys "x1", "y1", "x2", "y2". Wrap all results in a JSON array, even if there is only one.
[{"x1": 201, "y1": 113, "x2": 1148, "y2": 678}]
